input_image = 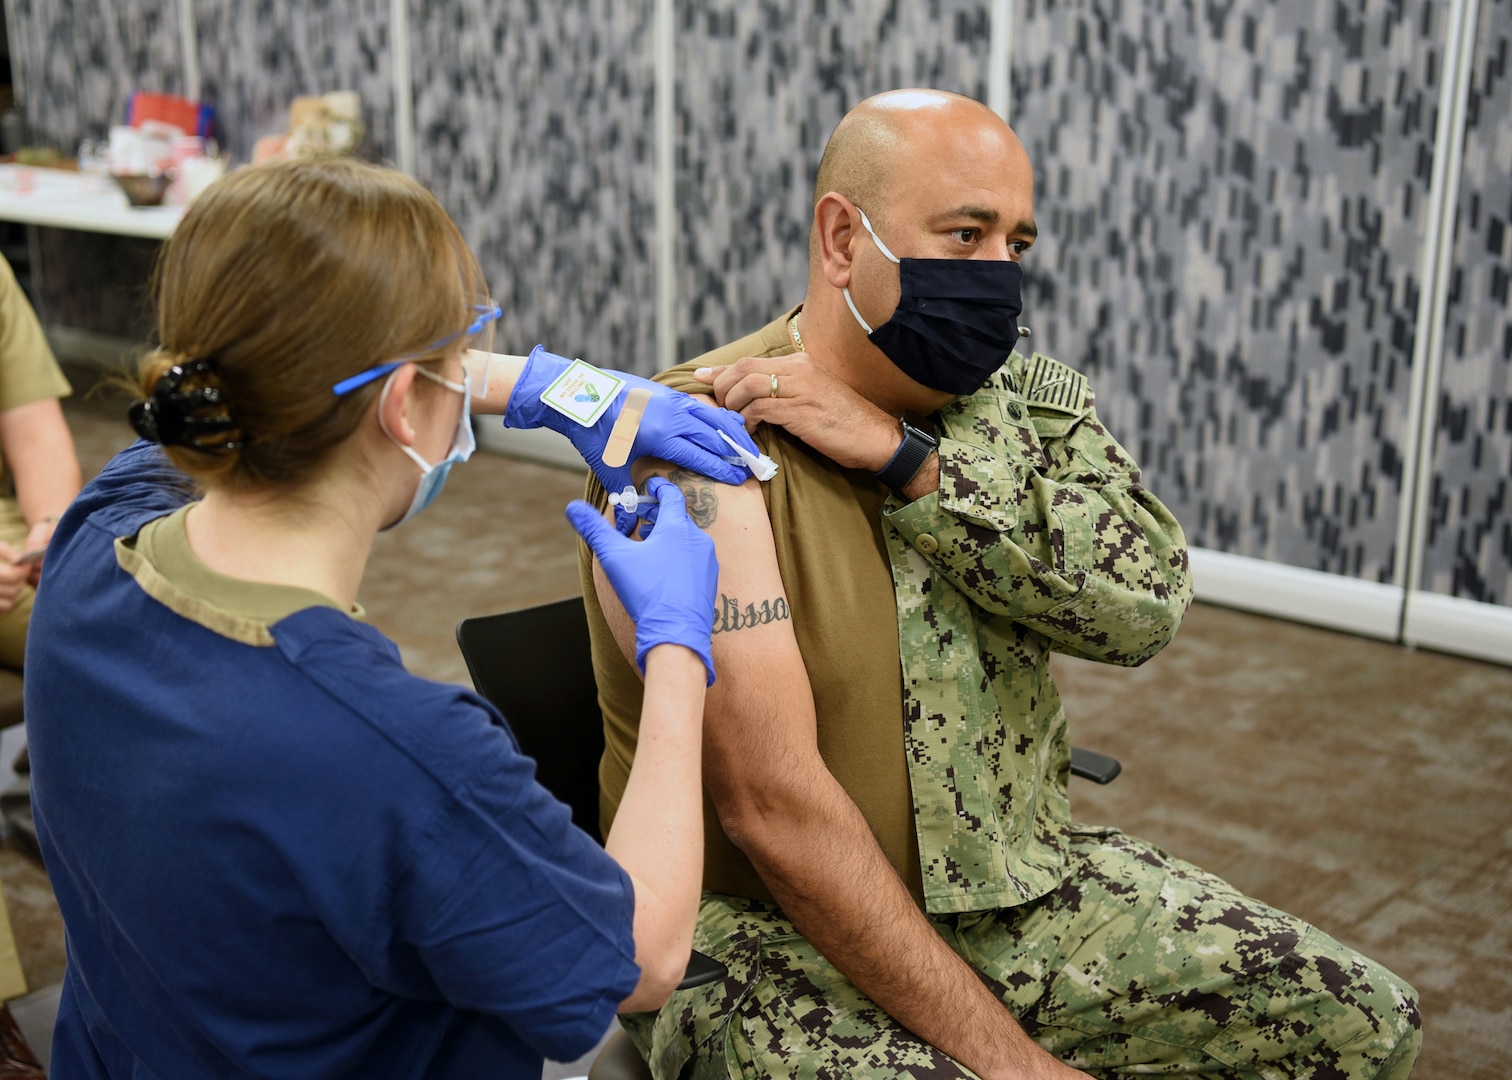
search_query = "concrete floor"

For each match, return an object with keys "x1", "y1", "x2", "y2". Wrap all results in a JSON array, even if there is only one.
[{"x1": 2, "y1": 369, "x2": 1508, "y2": 1077}]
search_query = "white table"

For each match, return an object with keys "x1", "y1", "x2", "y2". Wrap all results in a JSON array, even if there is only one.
[
  {"x1": 0, "y1": 163, "x2": 182, "y2": 239},
  {"x1": 0, "y1": 164, "x2": 182, "y2": 363}
]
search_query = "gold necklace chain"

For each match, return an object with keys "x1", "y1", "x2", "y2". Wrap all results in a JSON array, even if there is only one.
[{"x1": 788, "y1": 313, "x2": 805, "y2": 352}]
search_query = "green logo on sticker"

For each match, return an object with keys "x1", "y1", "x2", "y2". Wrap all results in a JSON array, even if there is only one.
[{"x1": 574, "y1": 382, "x2": 602, "y2": 403}]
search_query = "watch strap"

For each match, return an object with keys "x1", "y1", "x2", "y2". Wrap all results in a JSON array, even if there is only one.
[{"x1": 874, "y1": 418, "x2": 939, "y2": 495}]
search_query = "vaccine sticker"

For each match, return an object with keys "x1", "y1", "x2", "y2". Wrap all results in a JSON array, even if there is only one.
[{"x1": 539, "y1": 359, "x2": 626, "y2": 427}]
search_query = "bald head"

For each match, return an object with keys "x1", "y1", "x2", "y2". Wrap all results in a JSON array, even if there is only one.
[
  {"x1": 797, "y1": 90, "x2": 1037, "y2": 411},
  {"x1": 814, "y1": 90, "x2": 1015, "y2": 225}
]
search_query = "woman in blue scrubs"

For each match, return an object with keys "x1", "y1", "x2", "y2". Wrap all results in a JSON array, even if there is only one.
[{"x1": 24, "y1": 159, "x2": 749, "y2": 1078}]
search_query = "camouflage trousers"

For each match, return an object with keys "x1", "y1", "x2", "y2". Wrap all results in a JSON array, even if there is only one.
[{"x1": 621, "y1": 826, "x2": 1421, "y2": 1079}]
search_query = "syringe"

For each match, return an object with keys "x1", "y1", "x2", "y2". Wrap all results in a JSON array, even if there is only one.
[
  {"x1": 607, "y1": 486, "x2": 659, "y2": 515},
  {"x1": 606, "y1": 428, "x2": 779, "y2": 517}
]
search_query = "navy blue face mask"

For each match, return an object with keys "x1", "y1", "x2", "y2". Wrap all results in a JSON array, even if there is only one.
[{"x1": 844, "y1": 208, "x2": 1024, "y2": 396}]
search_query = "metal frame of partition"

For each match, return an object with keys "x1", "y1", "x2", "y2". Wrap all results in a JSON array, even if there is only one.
[{"x1": 1398, "y1": 0, "x2": 1495, "y2": 659}]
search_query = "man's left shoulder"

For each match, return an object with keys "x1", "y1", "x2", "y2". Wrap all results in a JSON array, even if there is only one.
[
  {"x1": 942, "y1": 352, "x2": 1095, "y2": 428},
  {"x1": 681, "y1": 307, "x2": 800, "y2": 373},
  {"x1": 657, "y1": 307, "x2": 799, "y2": 397},
  {"x1": 1013, "y1": 353, "x2": 1092, "y2": 415}
]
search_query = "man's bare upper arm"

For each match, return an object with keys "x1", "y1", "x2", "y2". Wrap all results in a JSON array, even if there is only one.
[{"x1": 592, "y1": 456, "x2": 824, "y2": 834}]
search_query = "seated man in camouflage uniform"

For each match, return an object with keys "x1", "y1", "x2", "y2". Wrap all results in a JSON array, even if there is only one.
[{"x1": 581, "y1": 89, "x2": 1421, "y2": 1079}]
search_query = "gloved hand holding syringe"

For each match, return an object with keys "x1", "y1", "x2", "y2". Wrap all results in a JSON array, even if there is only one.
[
  {"x1": 607, "y1": 431, "x2": 777, "y2": 518},
  {"x1": 464, "y1": 345, "x2": 776, "y2": 496}
]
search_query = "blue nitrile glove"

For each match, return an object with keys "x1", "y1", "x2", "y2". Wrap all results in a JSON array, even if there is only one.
[
  {"x1": 567, "y1": 478, "x2": 719, "y2": 685},
  {"x1": 612, "y1": 502, "x2": 649, "y2": 538},
  {"x1": 504, "y1": 345, "x2": 761, "y2": 492},
  {"x1": 610, "y1": 485, "x2": 663, "y2": 538}
]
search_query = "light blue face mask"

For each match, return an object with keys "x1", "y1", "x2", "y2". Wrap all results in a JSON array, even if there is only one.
[{"x1": 378, "y1": 364, "x2": 474, "y2": 529}]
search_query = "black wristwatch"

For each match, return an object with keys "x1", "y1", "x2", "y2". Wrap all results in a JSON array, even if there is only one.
[{"x1": 874, "y1": 417, "x2": 939, "y2": 496}]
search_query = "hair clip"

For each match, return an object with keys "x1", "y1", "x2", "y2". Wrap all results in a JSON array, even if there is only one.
[{"x1": 129, "y1": 358, "x2": 244, "y2": 452}]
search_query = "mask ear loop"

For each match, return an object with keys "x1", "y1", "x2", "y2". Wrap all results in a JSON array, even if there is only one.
[
  {"x1": 383, "y1": 368, "x2": 474, "y2": 464},
  {"x1": 376, "y1": 367, "x2": 442, "y2": 475},
  {"x1": 844, "y1": 206, "x2": 901, "y2": 336},
  {"x1": 413, "y1": 364, "x2": 475, "y2": 462},
  {"x1": 843, "y1": 288, "x2": 877, "y2": 334},
  {"x1": 855, "y1": 208, "x2": 901, "y2": 263}
]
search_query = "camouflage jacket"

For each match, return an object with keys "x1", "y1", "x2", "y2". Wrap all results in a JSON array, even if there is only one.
[{"x1": 886, "y1": 352, "x2": 1192, "y2": 914}]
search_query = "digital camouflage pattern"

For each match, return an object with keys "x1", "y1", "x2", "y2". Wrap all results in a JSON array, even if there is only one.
[
  {"x1": 618, "y1": 337, "x2": 1418, "y2": 1076},
  {"x1": 623, "y1": 829, "x2": 1420, "y2": 1079},
  {"x1": 883, "y1": 351, "x2": 1192, "y2": 914}
]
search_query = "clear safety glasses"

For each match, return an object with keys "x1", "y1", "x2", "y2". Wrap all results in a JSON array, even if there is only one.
[{"x1": 332, "y1": 302, "x2": 503, "y2": 396}]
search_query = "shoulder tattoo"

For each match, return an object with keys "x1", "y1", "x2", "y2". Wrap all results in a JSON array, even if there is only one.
[{"x1": 667, "y1": 466, "x2": 719, "y2": 529}]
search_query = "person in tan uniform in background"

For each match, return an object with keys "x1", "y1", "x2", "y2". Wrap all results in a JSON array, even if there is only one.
[
  {"x1": 0, "y1": 253, "x2": 82, "y2": 670},
  {"x1": 0, "y1": 253, "x2": 80, "y2": 1068}
]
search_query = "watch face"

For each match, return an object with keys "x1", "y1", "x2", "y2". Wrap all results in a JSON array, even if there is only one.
[{"x1": 903, "y1": 420, "x2": 939, "y2": 447}]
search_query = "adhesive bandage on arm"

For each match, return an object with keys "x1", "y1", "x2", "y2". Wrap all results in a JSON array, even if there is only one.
[{"x1": 600, "y1": 387, "x2": 653, "y2": 469}]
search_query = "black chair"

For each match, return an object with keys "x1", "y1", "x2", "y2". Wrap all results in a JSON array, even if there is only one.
[
  {"x1": 455, "y1": 597, "x2": 1122, "y2": 1080},
  {"x1": 454, "y1": 599, "x2": 726, "y2": 992}
]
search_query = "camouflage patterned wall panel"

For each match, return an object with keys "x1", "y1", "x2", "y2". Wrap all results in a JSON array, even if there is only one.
[
  {"x1": 1421, "y1": 0, "x2": 1512, "y2": 605},
  {"x1": 1011, "y1": 0, "x2": 1440, "y2": 581},
  {"x1": 410, "y1": 0, "x2": 658, "y2": 372},
  {"x1": 10, "y1": 0, "x2": 185, "y2": 152},
  {"x1": 193, "y1": 0, "x2": 395, "y2": 166},
  {"x1": 673, "y1": 0, "x2": 992, "y2": 360}
]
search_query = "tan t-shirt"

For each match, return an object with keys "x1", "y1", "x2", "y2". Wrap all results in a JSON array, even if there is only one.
[
  {"x1": 0, "y1": 255, "x2": 72, "y2": 490},
  {"x1": 581, "y1": 308, "x2": 925, "y2": 905},
  {"x1": 116, "y1": 505, "x2": 360, "y2": 644}
]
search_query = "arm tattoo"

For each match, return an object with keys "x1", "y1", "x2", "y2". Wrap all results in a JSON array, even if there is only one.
[
  {"x1": 712, "y1": 594, "x2": 792, "y2": 634},
  {"x1": 650, "y1": 466, "x2": 788, "y2": 632},
  {"x1": 667, "y1": 466, "x2": 719, "y2": 529}
]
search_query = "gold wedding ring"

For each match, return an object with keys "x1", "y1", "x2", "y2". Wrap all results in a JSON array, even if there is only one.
[{"x1": 769, "y1": 373, "x2": 780, "y2": 399}]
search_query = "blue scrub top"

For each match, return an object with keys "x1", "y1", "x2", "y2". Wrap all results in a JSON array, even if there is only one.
[{"x1": 24, "y1": 442, "x2": 640, "y2": 1078}]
